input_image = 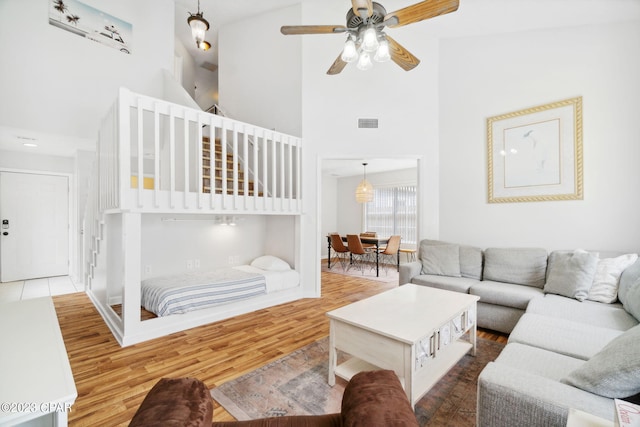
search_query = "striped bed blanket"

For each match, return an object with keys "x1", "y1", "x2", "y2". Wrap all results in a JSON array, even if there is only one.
[{"x1": 141, "y1": 268, "x2": 267, "y2": 317}]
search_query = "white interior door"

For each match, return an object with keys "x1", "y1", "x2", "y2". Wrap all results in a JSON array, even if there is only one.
[{"x1": 0, "y1": 172, "x2": 69, "y2": 282}]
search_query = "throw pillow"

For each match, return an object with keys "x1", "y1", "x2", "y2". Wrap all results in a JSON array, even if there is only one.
[
  {"x1": 420, "y1": 244, "x2": 461, "y2": 277},
  {"x1": 588, "y1": 254, "x2": 638, "y2": 303},
  {"x1": 562, "y1": 324, "x2": 640, "y2": 398},
  {"x1": 250, "y1": 255, "x2": 291, "y2": 271},
  {"x1": 619, "y1": 258, "x2": 640, "y2": 307},
  {"x1": 622, "y1": 277, "x2": 640, "y2": 321},
  {"x1": 544, "y1": 249, "x2": 599, "y2": 301}
]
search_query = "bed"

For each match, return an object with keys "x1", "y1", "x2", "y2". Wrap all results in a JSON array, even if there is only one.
[{"x1": 141, "y1": 256, "x2": 300, "y2": 317}]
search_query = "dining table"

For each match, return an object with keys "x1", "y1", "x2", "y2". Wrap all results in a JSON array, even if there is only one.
[{"x1": 326, "y1": 234, "x2": 399, "y2": 277}]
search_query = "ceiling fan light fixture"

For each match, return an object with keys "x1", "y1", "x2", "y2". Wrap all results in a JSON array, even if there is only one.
[
  {"x1": 341, "y1": 36, "x2": 358, "y2": 63},
  {"x1": 356, "y1": 51, "x2": 373, "y2": 70},
  {"x1": 361, "y1": 26, "x2": 379, "y2": 53},
  {"x1": 374, "y1": 37, "x2": 391, "y2": 62}
]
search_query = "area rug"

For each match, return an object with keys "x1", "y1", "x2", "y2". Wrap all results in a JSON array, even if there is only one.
[
  {"x1": 210, "y1": 336, "x2": 505, "y2": 426},
  {"x1": 321, "y1": 261, "x2": 399, "y2": 283}
]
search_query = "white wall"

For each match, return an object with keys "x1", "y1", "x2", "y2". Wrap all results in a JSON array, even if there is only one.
[
  {"x1": 439, "y1": 21, "x2": 640, "y2": 253},
  {"x1": 0, "y1": 0, "x2": 175, "y2": 141},
  {"x1": 140, "y1": 214, "x2": 271, "y2": 279},
  {"x1": 218, "y1": 4, "x2": 302, "y2": 136}
]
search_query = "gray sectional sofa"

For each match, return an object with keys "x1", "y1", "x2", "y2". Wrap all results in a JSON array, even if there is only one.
[{"x1": 399, "y1": 239, "x2": 640, "y2": 425}]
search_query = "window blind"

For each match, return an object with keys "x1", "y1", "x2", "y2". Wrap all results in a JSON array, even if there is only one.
[{"x1": 365, "y1": 185, "x2": 417, "y2": 245}]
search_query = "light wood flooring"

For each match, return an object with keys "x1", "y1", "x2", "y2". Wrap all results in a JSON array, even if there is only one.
[{"x1": 53, "y1": 269, "x2": 508, "y2": 426}]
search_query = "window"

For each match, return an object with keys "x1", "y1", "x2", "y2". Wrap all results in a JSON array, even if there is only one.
[{"x1": 365, "y1": 185, "x2": 417, "y2": 245}]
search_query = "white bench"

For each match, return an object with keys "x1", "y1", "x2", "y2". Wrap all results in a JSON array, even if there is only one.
[{"x1": 0, "y1": 297, "x2": 77, "y2": 426}]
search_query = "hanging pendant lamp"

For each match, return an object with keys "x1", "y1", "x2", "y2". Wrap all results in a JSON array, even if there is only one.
[
  {"x1": 355, "y1": 162, "x2": 374, "y2": 203},
  {"x1": 187, "y1": 0, "x2": 211, "y2": 51}
]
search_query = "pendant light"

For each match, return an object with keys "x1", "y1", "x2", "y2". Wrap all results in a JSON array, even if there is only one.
[
  {"x1": 187, "y1": 0, "x2": 211, "y2": 51},
  {"x1": 355, "y1": 162, "x2": 374, "y2": 203}
]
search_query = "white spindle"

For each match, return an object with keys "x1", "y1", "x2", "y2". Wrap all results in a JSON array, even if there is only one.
[
  {"x1": 183, "y1": 109, "x2": 190, "y2": 209},
  {"x1": 242, "y1": 125, "x2": 249, "y2": 209},
  {"x1": 169, "y1": 107, "x2": 176, "y2": 209},
  {"x1": 287, "y1": 135, "x2": 293, "y2": 211},
  {"x1": 249, "y1": 127, "x2": 255, "y2": 209},
  {"x1": 196, "y1": 113, "x2": 203, "y2": 210},
  {"x1": 136, "y1": 97, "x2": 144, "y2": 208},
  {"x1": 153, "y1": 104, "x2": 160, "y2": 208},
  {"x1": 232, "y1": 123, "x2": 238, "y2": 203}
]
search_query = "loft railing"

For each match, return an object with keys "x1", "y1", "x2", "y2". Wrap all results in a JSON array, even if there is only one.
[{"x1": 95, "y1": 87, "x2": 302, "y2": 213}]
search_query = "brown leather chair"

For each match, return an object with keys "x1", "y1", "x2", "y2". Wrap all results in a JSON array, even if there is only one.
[
  {"x1": 378, "y1": 235, "x2": 401, "y2": 273},
  {"x1": 346, "y1": 234, "x2": 373, "y2": 274},
  {"x1": 329, "y1": 233, "x2": 350, "y2": 271},
  {"x1": 359, "y1": 231, "x2": 377, "y2": 251},
  {"x1": 129, "y1": 370, "x2": 419, "y2": 427}
]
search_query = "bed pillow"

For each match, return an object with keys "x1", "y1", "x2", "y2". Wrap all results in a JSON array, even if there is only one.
[
  {"x1": 562, "y1": 324, "x2": 640, "y2": 398},
  {"x1": 420, "y1": 244, "x2": 461, "y2": 277},
  {"x1": 588, "y1": 253, "x2": 638, "y2": 303},
  {"x1": 544, "y1": 249, "x2": 599, "y2": 301},
  {"x1": 251, "y1": 255, "x2": 291, "y2": 271}
]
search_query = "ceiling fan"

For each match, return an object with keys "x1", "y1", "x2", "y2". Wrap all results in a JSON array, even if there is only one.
[{"x1": 280, "y1": 0, "x2": 459, "y2": 75}]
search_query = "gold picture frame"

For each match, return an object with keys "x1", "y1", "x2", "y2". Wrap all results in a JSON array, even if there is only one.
[{"x1": 487, "y1": 96, "x2": 583, "y2": 203}]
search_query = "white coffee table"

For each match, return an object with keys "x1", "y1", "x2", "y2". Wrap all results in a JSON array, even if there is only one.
[{"x1": 327, "y1": 284, "x2": 480, "y2": 407}]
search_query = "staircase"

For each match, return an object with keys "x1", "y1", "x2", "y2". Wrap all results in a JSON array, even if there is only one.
[{"x1": 202, "y1": 137, "x2": 260, "y2": 196}]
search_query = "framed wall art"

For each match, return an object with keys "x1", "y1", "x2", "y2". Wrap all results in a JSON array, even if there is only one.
[
  {"x1": 487, "y1": 96, "x2": 583, "y2": 203},
  {"x1": 49, "y1": 0, "x2": 132, "y2": 54}
]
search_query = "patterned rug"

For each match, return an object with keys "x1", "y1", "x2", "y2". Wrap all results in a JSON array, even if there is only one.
[
  {"x1": 210, "y1": 336, "x2": 504, "y2": 426},
  {"x1": 321, "y1": 260, "x2": 399, "y2": 283}
]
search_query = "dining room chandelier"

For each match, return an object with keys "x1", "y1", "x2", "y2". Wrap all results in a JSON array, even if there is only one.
[
  {"x1": 187, "y1": 0, "x2": 211, "y2": 51},
  {"x1": 355, "y1": 162, "x2": 374, "y2": 203}
]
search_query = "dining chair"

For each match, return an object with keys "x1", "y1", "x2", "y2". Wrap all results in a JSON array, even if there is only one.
[
  {"x1": 359, "y1": 231, "x2": 377, "y2": 251},
  {"x1": 346, "y1": 234, "x2": 374, "y2": 274},
  {"x1": 329, "y1": 233, "x2": 350, "y2": 271},
  {"x1": 378, "y1": 235, "x2": 402, "y2": 274}
]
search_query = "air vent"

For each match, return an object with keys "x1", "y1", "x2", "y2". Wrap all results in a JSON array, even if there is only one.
[{"x1": 358, "y1": 118, "x2": 379, "y2": 129}]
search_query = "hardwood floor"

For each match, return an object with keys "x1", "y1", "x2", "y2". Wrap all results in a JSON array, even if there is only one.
[{"x1": 53, "y1": 270, "x2": 507, "y2": 426}]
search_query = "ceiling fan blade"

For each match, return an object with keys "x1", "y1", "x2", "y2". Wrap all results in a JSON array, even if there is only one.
[
  {"x1": 386, "y1": 35, "x2": 420, "y2": 71},
  {"x1": 351, "y1": 0, "x2": 373, "y2": 18},
  {"x1": 280, "y1": 25, "x2": 348, "y2": 35},
  {"x1": 384, "y1": 0, "x2": 459, "y2": 28},
  {"x1": 327, "y1": 54, "x2": 348, "y2": 75}
]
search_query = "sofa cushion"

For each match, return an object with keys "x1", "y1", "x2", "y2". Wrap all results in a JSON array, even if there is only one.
[
  {"x1": 420, "y1": 244, "x2": 461, "y2": 277},
  {"x1": 588, "y1": 253, "x2": 638, "y2": 303},
  {"x1": 622, "y1": 277, "x2": 640, "y2": 321},
  {"x1": 411, "y1": 274, "x2": 476, "y2": 294},
  {"x1": 341, "y1": 370, "x2": 419, "y2": 427},
  {"x1": 508, "y1": 313, "x2": 623, "y2": 360},
  {"x1": 526, "y1": 294, "x2": 638, "y2": 331},
  {"x1": 482, "y1": 248, "x2": 547, "y2": 288},
  {"x1": 419, "y1": 240, "x2": 483, "y2": 280},
  {"x1": 494, "y1": 343, "x2": 585, "y2": 381},
  {"x1": 478, "y1": 361, "x2": 614, "y2": 426},
  {"x1": 544, "y1": 250, "x2": 599, "y2": 301},
  {"x1": 619, "y1": 258, "x2": 640, "y2": 305},
  {"x1": 562, "y1": 324, "x2": 640, "y2": 398},
  {"x1": 470, "y1": 280, "x2": 544, "y2": 310}
]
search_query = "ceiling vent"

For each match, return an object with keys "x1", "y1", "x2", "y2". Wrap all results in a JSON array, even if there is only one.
[{"x1": 358, "y1": 118, "x2": 379, "y2": 129}]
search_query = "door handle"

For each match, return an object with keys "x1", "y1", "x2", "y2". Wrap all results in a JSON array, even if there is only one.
[{"x1": 2, "y1": 232, "x2": 7, "y2": 236}]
